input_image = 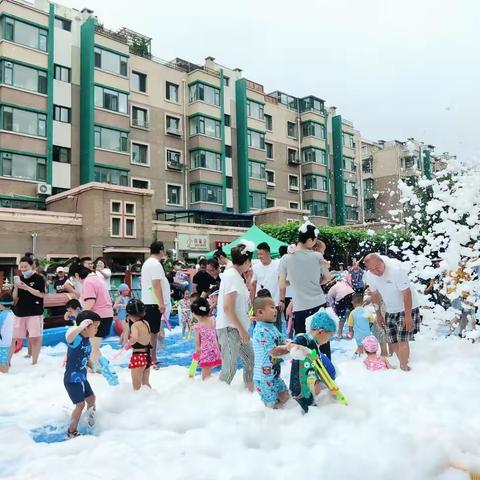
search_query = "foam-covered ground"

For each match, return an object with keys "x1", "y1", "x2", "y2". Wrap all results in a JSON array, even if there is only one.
[{"x1": 1, "y1": 311, "x2": 479, "y2": 480}]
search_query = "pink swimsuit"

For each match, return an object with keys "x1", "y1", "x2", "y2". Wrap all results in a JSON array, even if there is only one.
[
  {"x1": 364, "y1": 356, "x2": 388, "y2": 371},
  {"x1": 194, "y1": 321, "x2": 222, "y2": 368}
]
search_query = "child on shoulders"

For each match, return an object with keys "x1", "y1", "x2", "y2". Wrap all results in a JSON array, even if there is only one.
[
  {"x1": 191, "y1": 298, "x2": 221, "y2": 380},
  {"x1": 0, "y1": 293, "x2": 15, "y2": 374},
  {"x1": 252, "y1": 296, "x2": 289, "y2": 409},
  {"x1": 64, "y1": 310, "x2": 101, "y2": 438},
  {"x1": 362, "y1": 335, "x2": 395, "y2": 371}
]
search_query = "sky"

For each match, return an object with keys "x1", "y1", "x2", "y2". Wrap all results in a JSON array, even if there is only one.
[{"x1": 60, "y1": 0, "x2": 480, "y2": 161}]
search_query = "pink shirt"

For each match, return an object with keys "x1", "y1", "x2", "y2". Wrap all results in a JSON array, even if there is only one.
[
  {"x1": 81, "y1": 274, "x2": 114, "y2": 319},
  {"x1": 326, "y1": 281, "x2": 355, "y2": 305}
]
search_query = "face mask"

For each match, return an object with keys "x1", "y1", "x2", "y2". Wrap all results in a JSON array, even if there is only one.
[{"x1": 22, "y1": 270, "x2": 34, "y2": 279}]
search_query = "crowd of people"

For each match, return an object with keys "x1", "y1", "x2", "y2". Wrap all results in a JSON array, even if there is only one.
[{"x1": 2, "y1": 217, "x2": 479, "y2": 438}]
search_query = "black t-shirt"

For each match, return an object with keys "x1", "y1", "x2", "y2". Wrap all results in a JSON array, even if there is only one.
[
  {"x1": 14, "y1": 273, "x2": 46, "y2": 317},
  {"x1": 193, "y1": 271, "x2": 215, "y2": 295},
  {"x1": 54, "y1": 277, "x2": 68, "y2": 292}
]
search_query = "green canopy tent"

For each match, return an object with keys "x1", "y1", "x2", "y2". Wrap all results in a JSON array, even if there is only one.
[{"x1": 207, "y1": 225, "x2": 288, "y2": 260}]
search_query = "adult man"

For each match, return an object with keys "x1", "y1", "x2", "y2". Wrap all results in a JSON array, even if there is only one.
[
  {"x1": 206, "y1": 259, "x2": 222, "y2": 292},
  {"x1": 141, "y1": 241, "x2": 171, "y2": 367},
  {"x1": 250, "y1": 243, "x2": 282, "y2": 330},
  {"x1": 192, "y1": 259, "x2": 214, "y2": 296},
  {"x1": 80, "y1": 257, "x2": 94, "y2": 271},
  {"x1": 350, "y1": 259, "x2": 365, "y2": 293},
  {"x1": 12, "y1": 256, "x2": 45, "y2": 365},
  {"x1": 279, "y1": 220, "x2": 331, "y2": 357},
  {"x1": 364, "y1": 253, "x2": 421, "y2": 371},
  {"x1": 54, "y1": 267, "x2": 68, "y2": 292}
]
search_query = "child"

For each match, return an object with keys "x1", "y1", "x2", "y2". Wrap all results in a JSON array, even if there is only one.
[
  {"x1": 64, "y1": 299, "x2": 82, "y2": 326},
  {"x1": 276, "y1": 311, "x2": 337, "y2": 413},
  {"x1": 178, "y1": 289, "x2": 192, "y2": 339},
  {"x1": 252, "y1": 296, "x2": 289, "y2": 408},
  {"x1": 362, "y1": 335, "x2": 395, "y2": 371},
  {"x1": 0, "y1": 294, "x2": 15, "y2": 374},
  {"x1": 207, "y1": 288, "x2": 219, "y2": 320},
  {"x1": 347, "y1": 293, "x2": 373, "y2": 356},
  {"x1": 113, "y1": 283, "x2": 131, "y2": 324},
  {"x1": 125, "y1": 298, "x2": 152, "y2": 390},
  {"x1": 191, "y1": 298, "x2": 221, "y2": 380},
  {"x1": 64, "y1": 310, "x2": 101, "y2": 438}
]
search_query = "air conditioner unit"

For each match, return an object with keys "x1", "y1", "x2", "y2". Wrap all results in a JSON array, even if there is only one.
[{"x1": 36, "y1": 183, "x2": 52, "y2": 196}]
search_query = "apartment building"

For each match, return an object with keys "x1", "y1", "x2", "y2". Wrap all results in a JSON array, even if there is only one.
[
  {"x1": 0, "y1": 0, "x2": 364, "y2": 272},
  {"x1": 360, "y1": 138, "x2": 450, "y2": 223}
]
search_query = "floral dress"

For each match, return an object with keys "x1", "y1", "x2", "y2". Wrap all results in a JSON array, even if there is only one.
[{"x1": 194, "y1": 319, "x2": 222, "y2": 368}]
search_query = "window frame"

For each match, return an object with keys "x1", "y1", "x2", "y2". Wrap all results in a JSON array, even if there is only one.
[
  {"x1": 165, "y1": 81, "x2": 180, "y2": 103},
  {"x1": 303, "y1": 173, "x2": 328, "y2": 192},
  {"x1": 266, "y1": 169, "x2": 275, "y2": 186},
  {"x1": 266, "y1": 198, "x2": 276, "y2": 208},
  {"x1": 246, "y1": 99, "x2": 264, "y2": 121},
  {"x1": 94, "y1": 125, "x2": 128, "y2": 153},
  {"x1": 0, "y1": 150, "x2": 47, "y2": 182},
  {"x1": 301, "y1": 120, "x2": 326, "y2": 139},
  {"x1": 131, "y1": 177, "x2": 150, "y2": 189},
  {"x1": 264, "y1": 114, "x2": 272, "y2": 131},
  {"x1": 130, "y1": 104, "x2": 149, "y2": 129},
  {"x1": 165, "y1": 147, "x2": 183, "y2": 170},
  {"x1": 54, "y1": 16, "x2": 71, "y2": 31},
  {"x1": 1, "y1": 60, "x2": 48, "y2": 94},
  {"x1": 265, "y1": 142, "x2": 273, "y2": 160},
  {"x1": 110, "y1": 216, "x2": 123, "y2": 238},
  {"x1": 247, "y1": 129, "x2": 265, "y2": 150},
  {"x1": 288, "y1": 174, "x2": 299, "y2": 191},
  {"x1": 124, "y1": 217, "x2": 136, "y2": 238},
  {"x1": 0, "y1": 105, "x2": 47, "y2": 137},
  {"x1": 189, "y1": 81, "x2": 220, "y2": 107},
  {"x1": 3, "y1": 16, "x2": 48, "y2": 52},
  {"x1": 94, "y1": 165, "x2": 129, "y2": 186},
  {"x1": 248, "y1": 160, "x2": 266, "y2": 180},
  {"x1": 302, "y1": 146, "x2": 327, "y2": 165},
  {"x1": 52, "y1": 145, "x2": 71, "y2": 164},
  {"x1": 190, "y1": 183, "x2": 223, "y2": 205},
  {"x1": 289, "y1": 201, "x2": 299, "y2": 210},
  {"x1": 54, "y1": 64, "x2": 71, "y2": 83},
  {"x1": 131, "y1": 70, "x2": 147, "y2": 93},
  {"x1": 130, "y1": 140, "x2": 150, "y2": 167},
  {"x1": 124, "y1": 201, "x2": 136, "y2": 216},
  {"x1": 305, "y1": 200, "x2": 329, "y2": 218},
  {"x1": 110, "y1": 199, "x2": 123, "y2": 214},
  {"x1": 94, "y1": 85, "x2": 128, "y2": 114},
  {"x1": 249, "y1": 190, "x2": 267, "y2": 210},
  {"x1": 190, "y1": 149, "x2": 222, "y2": 172},
  {"x1": 287, "y1": 121, "x2": 296, "y2": 138},
  {"x1": 166, "y1": 183, "x2": 184, "y2": 207},
  {"x1": 53, "y1": 104, "x2": 71, "y2": 123},
  {"x1": 165, "y1": 113, "x2": 182, "y2": 135},
  {"x1": 94, "y1": 46, "x2": 128, "y2": 77},
  {"x1": 189, "y1": 115, "x2": 221, "y2": 139}
]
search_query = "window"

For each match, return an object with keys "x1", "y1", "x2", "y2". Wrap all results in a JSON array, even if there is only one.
[
  {"x1": 266, "y1": 198, "x2": 275, "y2": 208},
  {"x1": 94, "y1": 85, "x2": 128, "y2": 113},
  {"x1": 124, "y1": 202, "x2": 136, "y2": 215},
  {"x1": 1, "y1": 61, "x2": 47, "y2": 93},
  {"x1": 249, "y1": 191, "x2": 267, "y2": 210},
  {"x1": 247, "y1": 129, "x2": 265, "y2": 150},
  {"x1": 1, "y1": 105, "x2": 46, "y2": 137},
  {"x1": 3, "y1": 17, "x2": 48, "y2": 52},
  {"x1": 167, "y1": 184, "x2": 182, "y2": 205},
  {"x1": 224, "y1": 114, "x2": 230, "y2": 127},
  {"x1": 344, "y1": 181, "x2": 358, "y2": 197},
  {"x1": 131, "y1": 178, "x2": 150, "y2": 189},
  {"x1": 289, "y1": 201, "x2": 299, "y2": 210},
  {"x1": 189, "y1": 116, "x2": 221, "y2": 138},
  {"x1": 54, "y1": 17, "x2": 71, "y2": 31},
  {"x1": 131, "y1": 142, "x2": 148, "y2": 165},
  {"x1": 110, "y1": 217, "x2": 122, "y2": 237},
  {"x1": 166, "y1": 149, "x2": 182, "y2": 169},
  {"x1": 54, "y1": 64, "x2": 70, "y2": 83},
  {"x1": 0, "y1": 151, "x2": 46, "y2": 181},
  {"x1": 300, "y1": 96, "x2": 324, "y2": 114},
  {"x1": 302, "y1": 147, "x2": 327, "y2": 165},
  {"x1": 191, "y1": 183, "x2": 223, "y2": 204},
  {"x1": 53, "y1": 105, "x2": 71, "y2": 123},
  {"x1": 131, "y1": 71, "x2": 147, "y2": 93},
  {"x1": 343, "y1": 133, "x2": 355, "y2": 148},
  {"x1": 124, "y1": 218, "x2": 136, "y2": 238},
  {"x1": 110, "y1": 200, "x2": 122, "y2": 214},
  {"x1": 266, "y1": 170, "x2": 275, "y2": 186},
  {"x1": 365, "y1": 198, "x2": 375, "y2": 214},
  {"x1": 288, "y1": 174, "x2": 299, "y2": 191},
  {"x1": 342, "y1": 156, "x2": 356, "y2": 172},
  {"x1": 190, "y1": 149, "x2": 221, "y2": 171},
  {"x1": 288, "y1": 148, "x2": 298, "y2": 164},
  {"x1": 402, "y1": 156, "x2": 416, "y2": 170},
  {"x1": 189, "y1": 82, "x2": 220, "y2": 106},
  {"x1": 53, "y1": 146, "x2": 70, "y2": 163},
  {"x1": 225, "y1": 145, "x2": 232, "y2": 157},
  {"x1": 304, "y1": 174, "x2": 328, "y2": 191},
  {"x1": 265, "y1": 114, "x2": 272, "y2": 131},
  {"x1": 287, "y1": 121, "x2": 296, "y2": 138},
  {"x1": 94, "y1": 126, "x2": 128, "y2": 152},
  {"x1": 248, "y1": 160, "x2": 266, "y2": 180},
  {"x1": 363, "y1": 178, "x2": 375, "y2": 192},
  {"x1": 166, "y1": 81, "x2": 179, "y2": 102},
  {"x1": 131, "y1": 106, "x2": 148, "y2": 128},
  {"x1": 94, "y1": 165, "x2": 128, "y2": 186},
  {"x1": 301, "y1": 121, "x2": 326, "y2": 139},
  {"x1": 166, "y1": 115, "x2": 181, "y2": 135},
  {"x1": 224, "y1": 76, "x2": 230, "y2": 86},
  {"x1": 265, "y1": 142, "x2": 273, "y2": 160},
  {"x1": 94, "y1": 47, "x2": 127, "y2": 76},
  {"x1": 362, "y1": 158, "x2": 373, "y2": 173},
  {"x1": 345, "y1": 205, "x2": 359, "y2": 221},
  {"x1": 247, "y1": 99, "x2": 264, "y2": 120},
  {"x1": 305, "y1": 201, "x2": 329, "y2": 218}
]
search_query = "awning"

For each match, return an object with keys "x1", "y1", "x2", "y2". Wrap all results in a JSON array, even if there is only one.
[{"x1": 103, "y1": 247, "x2": 150, "y2": 254}]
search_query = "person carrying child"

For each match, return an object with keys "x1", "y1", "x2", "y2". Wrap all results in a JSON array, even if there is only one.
[
  {"x1": 64, "y1": 310, "x2": 101, "y2": 438},
  {"x1": 347, "y1": 293, "x2": 373, "y2": 356},
  {"x1": 275, "y1": 310, "x2": 337, "y2": 413},
  {"x1": 64, "y1": 299, "x2": 82, "y2": 326},
  {"x1": 191, "y1": 298, "x2": 221, "y2": 380},
  {"x1": 0, "y1": 294, "x2": 15, "y2": 373},
  {"x1": 362, "y1": 335, "x2": 395, "y2": 371},
  {"x1": 252, "y1": 296, "x2": 289, "y2": 409},
  {"x1": 178, "y1": 289, "x2": 192, "y2": 339}
]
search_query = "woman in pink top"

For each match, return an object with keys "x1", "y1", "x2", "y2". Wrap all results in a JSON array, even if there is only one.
[
  {"x1": 76, "y1": 266, "x2": 114, "y2": 363},
  {"x1": 362, "y1": 336, "x2": 395, "y2": 371}
]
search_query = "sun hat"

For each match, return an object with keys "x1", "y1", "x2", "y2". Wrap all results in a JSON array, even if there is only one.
[
  {"x1": 118, "y1": 283, "x2": 129, "y2": 292},
  {"x1": 362, "y1": 335, "x2": 379, "y2": 353}
]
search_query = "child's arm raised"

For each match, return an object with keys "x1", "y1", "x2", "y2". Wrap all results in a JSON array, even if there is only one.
[{"x1": 66, "y1": 319, "x2": 92, "y2": 343}]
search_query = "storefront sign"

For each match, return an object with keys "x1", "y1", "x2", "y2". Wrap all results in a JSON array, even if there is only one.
[
  {"x1": 215, "y1": 241, "x2": 229, "y2": 249},
  {"x1": 178, "y1": 234, "x2": 209, "y2": 251}
]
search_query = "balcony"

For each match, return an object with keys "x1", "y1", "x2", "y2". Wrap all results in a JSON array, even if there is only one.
[
  {"x1": 132, "y1": 118, "x2": 149, "y2": 129},
  {"x1": 288, "y1": 156, "x2": 300, "y2": 166},
  {"x1": 167, "y1": 160, "x2": 183, "y2": 171},
  {"x1": 166, "y1": 126, "x2": 183, "y2": 137}
]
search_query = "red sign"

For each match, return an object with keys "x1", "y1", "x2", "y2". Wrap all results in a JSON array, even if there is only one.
[{"x1": 215, "y1": 241, "x2": 229, "y2": 249}]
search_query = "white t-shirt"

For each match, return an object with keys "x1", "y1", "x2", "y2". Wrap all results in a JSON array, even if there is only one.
[
  {"x1": 216, "y1": 267, "x2": 250, "y2": 330},
  {"x1": 141, "y1": 257, "x2": 171, "y2": 306},
  {"x1": 96, "y1": 269, "x2": 111, "y2": 291},
  {"x1": 364, "y1": 257, "x2": 420, "y2": 313},
  {"x1": 252, "y1": 259, "x2": 280, "y2": 305}
]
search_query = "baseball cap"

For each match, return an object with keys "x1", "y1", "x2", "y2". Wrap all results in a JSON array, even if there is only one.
[
  {"x1": 56, "y1": 266, "x2": 66, "y2": 273},
  {"x1": 118, "y1": 283, "x2": 129, "y2": 292}
]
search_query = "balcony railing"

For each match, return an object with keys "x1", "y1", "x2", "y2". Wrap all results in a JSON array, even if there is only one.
[
  {"x1": 167, "y1": 160, "x2": 183, "y2": 171},
  {"x1": 166, "y1": 127, "x2": 182, "y2": 136},
  {"x1": 288, "y1": 156, "x2": 300, "y2": 165},
  {"x1": 132, "y1": 118, "x2": 149, "y2": 129}
]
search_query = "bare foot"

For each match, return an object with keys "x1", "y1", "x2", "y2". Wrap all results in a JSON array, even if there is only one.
[
  {"x1": 245, "y1": 382, "x2": 254, "y2": 392},
  {"x1": 400, "y1": 364, "x2": 411, "y2": 371}
]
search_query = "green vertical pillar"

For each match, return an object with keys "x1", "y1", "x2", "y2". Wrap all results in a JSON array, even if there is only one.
[
  {"x1": 80, "y1": 17, "x2": 96, "y2": 184},
  {"x1": 332, "y1": 115, "x2": 345, "y2": 225},
  {"x1": 323, "y1": 112, "x2": 332, "y2": 224},
  {"x1": 423, "y1": 148, "x2": 432, "y2": 179},
  {"x1": 235, "y1": 78, "x2": 249, "y2": 213},
  {"x1": 220, "y1": 70, "x2": 226, "y2": 211},
  {"x1": 46, "y1": 3, "x2": 55, "y2": 185}
]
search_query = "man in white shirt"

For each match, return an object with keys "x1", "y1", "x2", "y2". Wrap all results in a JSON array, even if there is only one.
[
  {"x1": 250, "y1": 242, "x2": 282, "y2": 330},
  {"x1": 141, "y1": 241, "x2": 171, "y2": 367},
  {"x1": 364, "y1": 253, "x2": 421, "y2": 371}
]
